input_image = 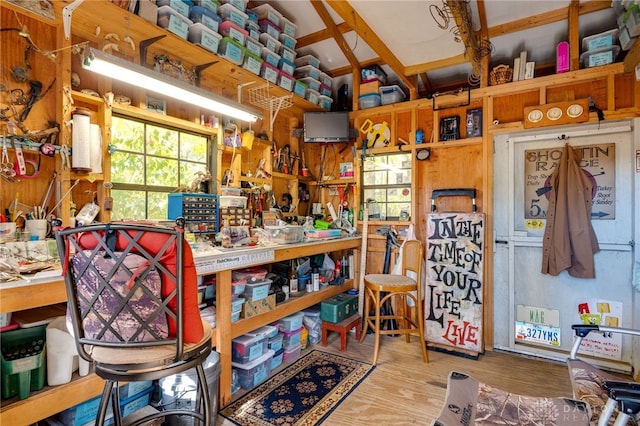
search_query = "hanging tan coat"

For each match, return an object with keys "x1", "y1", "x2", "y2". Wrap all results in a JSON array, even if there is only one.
[{"x1": 541, "y1": 143, "x2": 600, "y2": 278}]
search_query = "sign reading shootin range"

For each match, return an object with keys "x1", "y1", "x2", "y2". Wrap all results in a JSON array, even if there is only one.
[{"x1": 425, "y1": 212, "x2": 484, "y2": 355}]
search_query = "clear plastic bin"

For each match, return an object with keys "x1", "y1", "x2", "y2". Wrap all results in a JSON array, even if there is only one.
[
  {"x1": 279, "y1": 45, "x2": 297, "y2": 63},
  {"x1": 157, "y1": 5, "x2": 193, "y2": 39},
  {"x1": 260, "y1": 61, "x2": 280, "y2": 84},
  {"x1": 259, "y1": 32, "x2": 281, "y2": 53},
  {"x1": 259, "y1": 18, "x2": 281, "y2": 39},
  {"x1": 318, "y1": 94, "x2": 333, "y2": 111},
  {"x1": 306, "y1": 88, "x2": 320, "y2": 105},
  {"x1": 279, "y1": 312, "x2": 304, "y2": 333},
  {"x1": 319, "y1": 72, "x2": 333, "y2": 87},
  {"x1": 279, "y1": 16, "x2": 297, "y2": 38},
  {"x1": 220, "y1": 0, "x2": 247, "y2": 12},
  {"x1": 295, "y1": 54, "x2": 320, "y2": 69},
  {"x1": 243, "y1": 50, "x2": 263, "y2": 75},
  {"x1": 278, "y1": 32, "x2": 296, "y2": 50},
  {"x1": 297, "y1": 76, "x2": 320, "y2": 92},
  {"x1": 245, "y1": 37, "x2": 263, "y2": 56},
  {"x1": 232, "y1": 349, "x2": 274, "y2": 389},
  {"x1": 581, "y1": 28, "x2": 619, "y2": 51},
  {"x1": 282, "y1": 327, "x2": 302, "y2": 349},
  {"x1": 294, "y1": 64, "x2": 321, "y2": 80},
  {"x1": 261, "y1": 46, "x2": 281, "y2": 67},
  {"x1": 251, "y1": 3, "x2": 282, "y2": 26},
  {"x1": 246, "y1": 20, "x2": 260, "y2": 40},
  {"x1": 268, "y1": 333, "x2": 284, "y2": 352},
  {"x1": 157, "y1": 0, "x2": 191, "y2": 17},
  {"x1": 293, "y1": 80, "x2": 307, "y2": 97},
  {"x1": 359, "y1": 93, "x2": 381, "y2": 109},
  {"x1": 283, "y1": 343, "x2": 301, "y2": 362},
  {"x1": 243, "y1": 279, "x2": 272, "y2": 301},
  {"x1": 218, "y1": 3, "x2": 248, "y2": 28},
  {"x1": 264, "y1": 225, "x2": 305, "y2": 244},
  {"x1": 271, "y1": 348, "x2": 284, "y2": 370},
  {"x1": 188, "y1": 22, "x2": 222, "y2": 53},
  {"x1": 189, "y1": 5, "x2": 222, "y2": 32},
  {"x1": 279, "y1": 58, "x2": 295, "y2": 75},
  {"x1": 319, "y1": 83, "x2": 332, "y2": 97},
  {"x1": 232, "y1": 333, "x2": 268, "y2": 364},
  {"x1": 580, "y1": 45, "x2": 620, "y2": 68},
  {"x1": 218, "y1": 20, "x2": 248, "y2": 45},
  {"x1": 278, "y1": 71, "x2": 295, "y2": 92},
  {"x1": 380, "y1": 84, "x2": 406, "y2": 105}
]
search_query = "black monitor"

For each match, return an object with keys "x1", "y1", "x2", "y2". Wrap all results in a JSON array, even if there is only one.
[{"x1": 303, "y1": 111, "x2": 350, "y2": 143}]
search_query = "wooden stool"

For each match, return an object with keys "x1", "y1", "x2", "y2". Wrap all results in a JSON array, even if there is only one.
[{"x1": 322, "y1": 314, "x2": 362, "y2": 351}]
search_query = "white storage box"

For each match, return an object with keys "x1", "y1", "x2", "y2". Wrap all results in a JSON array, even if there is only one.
[
  {"x1": 221, "y1": 0, "x2": 247, "y2": 12},
  {"x1": 295, "y1": 54, "x2": 321, "y2": 69},
  {"x1": 259, "y1": 32, "x2": 281, "y2": 53},
  {"x1": 279, "y1": 32, "x2": 296, "y2": 49},
  {"x1": 297, "y1": 76, "x2": 321, "y2": 92},
  {"x1": 220, "y1": 195, "x2": 248, "y2": 208},
  {"x1": 219, "y1": 3, "x2": 248, "y2": 28},
  {"x1": 261, "y1": 62, "x2": 280, "y2": 84},
  {"x1": 251, "y1": 3, "x2": 282, "y2": 26},
  {"x1": 261, "y1": 46, "x2": 281, "y2": 67},
  {"x1": 294, "y1": 64, "x2": 321, "y2": 80},
  {"x1": 279, "y1": 16, "x2": 297, "y2": 38},
  {"x1": 278, "y1": 71, "x2": 295, "y2": 92},
  {"x1": 380, "y1": 84, "x2": 406, "y2": 105},
  {"x1": 157, "y1": 0, "x2": 191, "y2": 17},
  {"x1": 188, "y1": 23, "x2": 222, "y2": 53}
]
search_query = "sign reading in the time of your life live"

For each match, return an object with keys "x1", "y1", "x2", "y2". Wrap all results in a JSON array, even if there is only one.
[{"x1": 524, "y1": 143, "x2": 615, "y2": 220}]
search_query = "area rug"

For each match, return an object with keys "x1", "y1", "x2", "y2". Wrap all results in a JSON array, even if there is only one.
[{"x1": 220, "y1": 349, "x2": 375, "y2": 426}]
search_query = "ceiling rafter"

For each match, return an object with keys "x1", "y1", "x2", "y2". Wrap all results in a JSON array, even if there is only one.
[
  {"x1": 325, "y1": 0, "x2": 417, "y2": 98},
  {"x1": 309, "y1": 0, "x2": 360, "y2": 80}
]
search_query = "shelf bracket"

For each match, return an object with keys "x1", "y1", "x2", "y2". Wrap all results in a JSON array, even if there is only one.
[
  {"x1": 247, "y1": 84, "x2": 293, "y2": 132},
  {"x1": 139, "y1": 35, "x2": 166, "y2": 67},
  {"x1": 63, "y1": 0, "x2": 85, "y2": 40},
  {"x1": 194, "y1": 61, "x2": 218, "y2": 87}
]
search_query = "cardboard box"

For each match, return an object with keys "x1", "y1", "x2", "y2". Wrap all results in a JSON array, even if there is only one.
[
  {"x1": 242, "y1": 294, "x2": 276, "y2": 318},
  {"x1": 360, "y1": 80, "x2": 381, "y2": 95},
  {"x1": 321, "y1": 293, "x2": 357, "y2": 323},
  {"x1": 137, "y1": 0, "x2": 159, "y2": 24}
]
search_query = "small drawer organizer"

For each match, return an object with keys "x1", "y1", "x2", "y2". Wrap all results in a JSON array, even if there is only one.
[{"x1": 168, "y1": 193, "x2": 219, "y2": 235}]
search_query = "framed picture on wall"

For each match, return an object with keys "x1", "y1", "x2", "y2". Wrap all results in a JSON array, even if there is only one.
[
  {"x1": 466, "y1": 108, "x2": 483, "y2": 138},
  {"x1": 439, "y1": 115, "x2": 460, "y2": 141}
]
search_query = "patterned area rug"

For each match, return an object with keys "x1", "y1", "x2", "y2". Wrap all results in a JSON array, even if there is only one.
[{"x1": 220, "y1": 349, "x2": 375, "y2": 426}]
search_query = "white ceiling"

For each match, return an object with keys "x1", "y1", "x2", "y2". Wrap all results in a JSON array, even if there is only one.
[{"x1": 251, "y1": 0, "x2": 618, "y2": 96}]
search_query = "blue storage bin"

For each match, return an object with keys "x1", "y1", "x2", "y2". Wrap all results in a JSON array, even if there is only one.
[
  {"x1": 279, "y1": 58, "x2": 295, "y2": 75},
  {"x1": 268, "y1": 332, "x2": 284, "y2": 352},
  {"x1": 293, "y1": 80, "x2": 307, "y2": 97},
  {"x1": 271, "y1": 348, "x2": 284, "y2": 370},
  {"x1": 232, "y1": 333, "x2": 267, "y2": 364},
  {"x1": 232, "y1": 349, "x2": 274, "y2": 389}
]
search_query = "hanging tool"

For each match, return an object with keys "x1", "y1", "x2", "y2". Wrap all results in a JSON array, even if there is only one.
[
  {"x1": 369, "y1": 121, "x2": 389, "y2": 148},
  {"x1": 49, "y1": 179, "x2": 80, "y2": 215},
  {"x1": 40, "y1": 171, "x2": 57, "y2": 212}
]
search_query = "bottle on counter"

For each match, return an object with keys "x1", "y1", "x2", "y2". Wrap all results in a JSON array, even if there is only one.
[
  {"x1": 221, "y1": 216, "x2": 232, "y2": 248},
  {"x1": 289, "y1": 259, "x2": 299, "y2": 293}
]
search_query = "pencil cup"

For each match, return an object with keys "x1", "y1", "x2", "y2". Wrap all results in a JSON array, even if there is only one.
[{"x1": 25, "y1": 219, "x2": 50, "y2": 240}]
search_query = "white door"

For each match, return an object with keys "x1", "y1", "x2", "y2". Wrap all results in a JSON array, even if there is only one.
[{"x1": 492, "y1": 119, "x2": 638, "y2": 373}]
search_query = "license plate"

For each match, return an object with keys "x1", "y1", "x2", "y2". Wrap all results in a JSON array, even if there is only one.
[{"x1": 515, "y1": 321, "x2": 560, "y2": 346}]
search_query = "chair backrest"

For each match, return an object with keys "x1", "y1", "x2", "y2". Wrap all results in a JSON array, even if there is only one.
[
  {"x1": 56, "y1": 221, "x2": 200, "y2": 364},
  {"x1": 402, "y1": 239, "x2": 424, "y2": 292}
]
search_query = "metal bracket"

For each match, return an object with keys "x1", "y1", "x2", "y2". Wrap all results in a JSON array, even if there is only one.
[
  {"x1": 63, "y1": 0, "x2": 85, "y2": 40},
  {"x1": 194, "y1": 61, "x2": 218, "y2": 87},
  {"x1": 139, "y1": 35, "x2": 166, "y2": 66}
]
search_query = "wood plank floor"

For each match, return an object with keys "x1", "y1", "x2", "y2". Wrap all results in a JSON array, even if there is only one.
[{"x1": 216, "y1": 331, "x2": 576, "y2": 425}]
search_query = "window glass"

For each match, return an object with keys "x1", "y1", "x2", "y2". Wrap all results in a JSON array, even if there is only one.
[
  {"x1": 361, "y1": 153, "x2": 411, "y2": 220},
  {"x1": 110, "y1": 116, "x2": 210, "y2": 221}
]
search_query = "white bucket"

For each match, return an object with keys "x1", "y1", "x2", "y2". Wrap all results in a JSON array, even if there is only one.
[{"x1": 46, "y1": 316, "x2": 90, "y2": 385}]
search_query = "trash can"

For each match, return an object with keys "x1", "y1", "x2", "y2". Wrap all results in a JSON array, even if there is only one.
[{"x1": 159, "y1": 350, "x2": 220, "y2": 426}]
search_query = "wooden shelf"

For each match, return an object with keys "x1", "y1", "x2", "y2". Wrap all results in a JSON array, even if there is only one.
[
  {"x1": 429, "y1": 137, "x2": 483, "y2": 147},
  {"x1": 57, "y1": 1, "x2": 322, "y2": 117},
  {"x1": 272, "y1": 171, "x2": 298, "y2": 180},
  {"x1": 309, "y1": 178, "x2": 356, "y2": 186}
]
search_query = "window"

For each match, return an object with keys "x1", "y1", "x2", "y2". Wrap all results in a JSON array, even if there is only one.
[
  {"x1": 110, "y1": 116, "x2": 211, "y2": 220},
  {"x1": 361, "y1": 153, "x2": 412, "y2": 220}
]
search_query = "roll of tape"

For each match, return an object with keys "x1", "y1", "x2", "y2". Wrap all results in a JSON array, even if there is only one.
[{"x1": 492, "y1": 119, "x2": 499, "y2": 125}]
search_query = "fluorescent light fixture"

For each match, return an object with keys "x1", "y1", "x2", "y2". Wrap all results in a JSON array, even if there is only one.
[{"x1": 82, "y1": 48, "x2": 262, "y2": 123}]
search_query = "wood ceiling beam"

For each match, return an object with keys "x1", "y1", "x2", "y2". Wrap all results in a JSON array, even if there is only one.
[
  {"x1": 404, "y1": 54, "x2": 468, "y2": 76},
  {"x1": 476, "y1": 0, "x2": 490, "y2": 88},
  {"x1": 569, "y1": 0, "x2": 580, "y2": 71},
  {"x1": 309, "y1": 1, "x2": 360, "y2": 75},
  {"x1": 487, "y1": 0, "x2": 611, "y2": 38},
  {"x1": 325, "y1": 0, "x2": 417, "y2": 98},
  {"x1": 295, "y1": 22, "x2": 352, "y2": 49}
]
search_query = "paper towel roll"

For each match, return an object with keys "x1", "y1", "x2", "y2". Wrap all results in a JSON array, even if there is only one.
[
  {"x1": 89, "y1": 123, "x2": 102, "y2": 173},
  {"x1": 72, "y1": 111, "x2": 91, "y2": 172}
]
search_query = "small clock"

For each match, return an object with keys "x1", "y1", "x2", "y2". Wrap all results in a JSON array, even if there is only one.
[
  {"x1": 527, "y1": 109, "x2": 543, "y2": 123},
  {"x1": 547, "y1": 107, "x2": 562, "y2": 121}
]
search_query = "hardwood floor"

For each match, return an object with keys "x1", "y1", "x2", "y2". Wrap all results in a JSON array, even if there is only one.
[{"x1": 216, "y1": 331, "x2": 576, "y2": 425}]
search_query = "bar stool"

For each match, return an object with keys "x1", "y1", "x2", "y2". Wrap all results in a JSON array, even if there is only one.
[{"x1": 359, "y1": 239, "x2": 428, "y2": 365}]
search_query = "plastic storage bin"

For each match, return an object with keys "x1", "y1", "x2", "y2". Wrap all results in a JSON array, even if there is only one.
[
  {"x1": 221, "y1": 0, "x2": 247, "y2": 12},
  {"x1": 259, "y1": 32, "x2": 281, "y2": 53},
  {"x1": 319, "y1": 72, "x2": 333, "y2": 87},
  {"x1": 361, "y1": 64, "x2": 387, "y2": 84},
  {"x1": 279, "y1": 16, "x2": 297, "y2": 38},
  {"x1": 259, "y1": 18, "x2": 281, "y2": 39},
  {"x1": 306, "y1": 88, "x2": 320, "y2": 105},
  {"x1": 261, "y1": 46, "x2": 281, "y2": 67},
  {"x1": 220, "y1": 195, "x2": 248, "y2": 208},
  {"x1": 245, "y1": 37, "x2": 263, "y2": 56},
  {"x1": 279, "y1": 312, "x2": 304, "y2": 332},
  {"x1": 245, "y1": 7, "x2": 258, "y2": 23},
  {"x1": 247, "y1": 325, "x2": 279, "y2": 340},
  {"x1": 157, "y1": 5, "x2": 193, "y2": 39},
  {"x1": 319, "y1": 83, "x2": 333, "y2": 97},
  {"x1": 219, "y1": 20, "x2": 248, "y2": 45},
  {"x1": 260, "y1": 61, "x2": 280, "y2": 84},
  {"x1": 318, "y1": 95, "x2": 333, "y2": 110},
  {"x1": 283, "y1": 343, "x2": 301, "y2": 362},
  {"x1": 380, "y1": 84, "x2": 406, "y2": 105},
  {"x1": 157, "y1": 0, "x2": 191, "y2": 17},
  {"x1": 297, "y1": 76, "x2": 321, "y2": 92},
  {"x1": 359, "y1": 93, "x2": 381, "y2": 109},
  {"x1": 268, "y1": 332, "x2": 284, "y2": 352},
  {"x1": 581, "y1": 28, "x2": 619, "y2": 51},
  {"x1": 264, "y1": 225, "x2": 305, "y2": 243},
  {"x1": 278, "y1": 71, "x2": 295, "y2": 91},
  {"x1": 199, "y1": 0, "x2": 220, "y2": 15},
  {"x1": 271, "y1": 347, "x2": 284, "y2": 370},
  {"x1": 293, "y1": 80, "x2": 307, "y2": 97},
  {"x1": 251, "y1": 3, "x2": 282, "y2": 26},
  {"x1": 282, "y1": 327, "x2": 303, "y2": 348},
  {"x1": 580, "y1": 45, "x2": 620, "y2": 68},
  {"x1": 232, "y1": 333, "x2": 267, "y2": 364},
  {"x1": 219, "y1": 3, "x2": 248, "y2": 28},
  {"x1": 243, "y1": 50, "x2": 263, "y2": 75},
  {"x1": 279, "y1": 58, "x2": 295, "y2": 75},
  {"x1": 188, "y1": 5, "x2": 222, "y2": 32},
  {"x1": 246, "y1": 20, "x2": 261, "y2": 40},
  {"x1": 295, "y1": 54, "x2": 321, "y2": 69},
  {"x1": 279, "y1": 32, "x2": 296, "y2": 49},
  {"x1": 279, "y1": 45, "x2": 297, "y2": 63},
  {"x1": 294, "y1": 64, "x2": 321, "y2": 80},
  {"x1": 188, "y1": 22, "x2": 222, "y2": 53},
  {"x1": 232, "y1": 281, "x2": 246, "y2": 297},
  {"x1": 243, "y1": 279, "x2": 272, "y2": 301},
  {"x1": 232, "y1": 349, "x2": 274, "y2": 389}
]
